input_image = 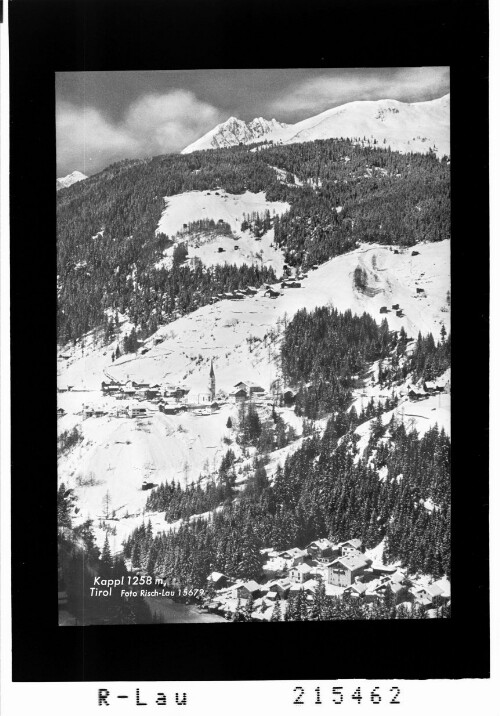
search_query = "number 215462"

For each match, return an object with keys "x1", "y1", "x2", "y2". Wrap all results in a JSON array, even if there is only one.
[{"x1": 293, "y1": 685, "x2": 401, "y2": 705}]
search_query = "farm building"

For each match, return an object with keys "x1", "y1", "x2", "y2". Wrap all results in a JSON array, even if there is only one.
[
  {"x1": 57, "y1": 407, "x2": 66, "y2": 417},
  {"x1": 379, "y1": 306, "x2": 388, "y2": 314},
  {"x1": 408, "y1": 386, "x2": 427, "y2": 401},
  {"x1": 416, "y1": 287, "x2": 425, "y2": 294},
  {"x1": 264, "y1": 288, "x2": 281, "y2": 298},
  {"x1": 392, "y1": 304, "x2": 400, "y2": 310},
  {"x1": 326, "y1": 553, "x2": 370, "y2": 587}
]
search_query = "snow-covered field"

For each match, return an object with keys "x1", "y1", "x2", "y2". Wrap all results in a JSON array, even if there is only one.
[
  {"x1": 58, "y1": 239, "x2": 450, "y2": 552},
  {"x1": 155, "y1": 190, "x2": 289, "y2": 273}
]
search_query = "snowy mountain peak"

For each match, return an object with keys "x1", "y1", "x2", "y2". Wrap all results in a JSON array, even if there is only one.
[
  {"x1": 57, "y1": 170, "x2": 88, "y2": 191},
  {"x1": 182, "y1": 94, "x2": 450, "y2": 157},
  {"x1": 181, "y1": 116, "x2": 290, "y2": 154}
]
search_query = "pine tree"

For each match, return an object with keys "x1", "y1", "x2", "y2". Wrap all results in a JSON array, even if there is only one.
[
  {"x1": 244, "y1": 594, "x2": 255, "y2": 621},
  {"x1": 100, "y1": 534, "x2": 113, "y2": 578},
  {"x1": 270, "y1": 600, "x2": 282, "y2": 622}
]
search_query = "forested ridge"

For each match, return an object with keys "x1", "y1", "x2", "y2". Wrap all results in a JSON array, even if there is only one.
[{"x1": 57, "y1": 139, "x2": 449, "y2": 344}]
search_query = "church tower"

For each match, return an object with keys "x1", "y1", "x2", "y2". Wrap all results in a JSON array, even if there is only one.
[{"x1": 209, "y1": 360, "x2": 216, "y2": 401}]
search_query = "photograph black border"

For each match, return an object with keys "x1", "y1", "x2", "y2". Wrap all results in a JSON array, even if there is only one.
[{"x1": 9, "y1": 0, "x2": 489, "y2": 681}]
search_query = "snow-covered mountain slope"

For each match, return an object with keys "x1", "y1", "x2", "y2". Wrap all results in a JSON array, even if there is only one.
[
  {"x1": 56, "y1": 170, "x2": 88, "y2": 191},
  {"x1": 155, "y1": 189, "x2": 290, "y2": 272},
  {"x1": 182, "y1": 95, "x2": 450, "y2": 158},
  {"x1": 59, "y1": 240, "x2": 450, "y2": 394},
  {"x1": 58, "y1": 239, "x2": 449, "y2": 552},
  {"x1": 181, "y1": 117, "x2": 289, "y2": 153}
]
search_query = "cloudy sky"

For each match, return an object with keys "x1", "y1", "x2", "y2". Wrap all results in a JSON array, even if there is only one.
[{"x1": 56, "y1": 67, "x2": 449, "y2": 177}]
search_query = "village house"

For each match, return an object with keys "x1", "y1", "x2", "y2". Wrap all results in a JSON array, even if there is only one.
[
  {"x1": 307, "y1": 538, "x2": 337, "y2": 562},
  {"x1": 278, "y1": 547, "x2": 308, "y2": 566},
  {"x1": 264, "y1": 288, "x2": 281, "y2": 299},
  {"x1": 326, "y1": 553, "x2": 371, "y2": 587},
  {"x1": 57, "y1": 407, "x2": 66, "y2": 417},
  {"x1": 300, "y1": 579, "x2": 319, "y2": 594},
  {"x1": 234, "y1": 581, "x2": 261, "y2": 600},
  {"x1": 408, "y1": 385, "x2": 427, "y2": 401},
  {"x1": 431, "y1": 577, "x2": 451, "y2": 601},
  {"x1": 409, "y1": 586, "x2": 433, "y2": 607},
  {"x1": 121, "y1": 386, "x2": 136, "y2": 397},
  {"x1": 233, "y1": 381, "x2": 265, "y2": 395},
  {"x1": 289, "y1": 563, "x2": 312, "y2": 584},
  {"x1": 159, "y1": 403, "x2": 181, "y2": 415},
  {"x1": 101, "y1": 380, "x2": 121, "y2": 395},
  {"x1": 229, "y1": 387, "x2": 248, "y2": 403},
  {"x1": 163, "y1": 385, "x2": 190, "y2": 400},
  {"x1": 128, "y1": 404, "x2": 147, "y2": 419},
  {"x1": 339, "y1": 538, "x2": 363, "y2": 556},
  {"x1": 267, "y1": 579, "x2": 291, "y2": 599},
  {"x1": 344, "y1": 581, "x2": 370, "y2": 598},
  {"x1": 207, "y1": 572, "x2": 228, "y2": 589}
]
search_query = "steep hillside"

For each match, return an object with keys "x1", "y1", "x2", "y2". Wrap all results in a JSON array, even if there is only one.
[
  {"x1": 58, "y1": 239, "x2": 450, "y2": 558},
  {"x1": 57, "y1": 138, "x2": 449, "y2": 344}
]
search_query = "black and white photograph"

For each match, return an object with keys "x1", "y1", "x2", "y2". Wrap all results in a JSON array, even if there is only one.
[
  {"x1": 6, "y1": 0, "x2": 491, "y2": 696},
  {"x1": 56, "y1": 67, "x2": 452, "y2": 626}
]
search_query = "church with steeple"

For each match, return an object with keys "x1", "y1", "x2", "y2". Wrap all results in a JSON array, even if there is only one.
[{"x1": 209, "y1": 360, "x2": 216, "y2": 401}]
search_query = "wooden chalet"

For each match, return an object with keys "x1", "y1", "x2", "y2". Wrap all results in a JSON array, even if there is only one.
[
  {"x1": 234, "y1": 581, "x2": 261, "y2": 599},
  {"x1": 264, "y1": 288, "x2": 281, "y2": 299}
]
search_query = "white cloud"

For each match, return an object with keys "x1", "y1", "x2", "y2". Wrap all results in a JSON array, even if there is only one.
[
  {"x1": 267, "y1": 67, "x2": 450, "y2": 117},
  {"x1": 57, "y1": 91, "x2": 224, "y2": 175}
]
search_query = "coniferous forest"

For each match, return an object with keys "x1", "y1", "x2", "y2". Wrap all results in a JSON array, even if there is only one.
[{"x1": 57, "y1": 139, "x2": 449, "y2": 344}]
